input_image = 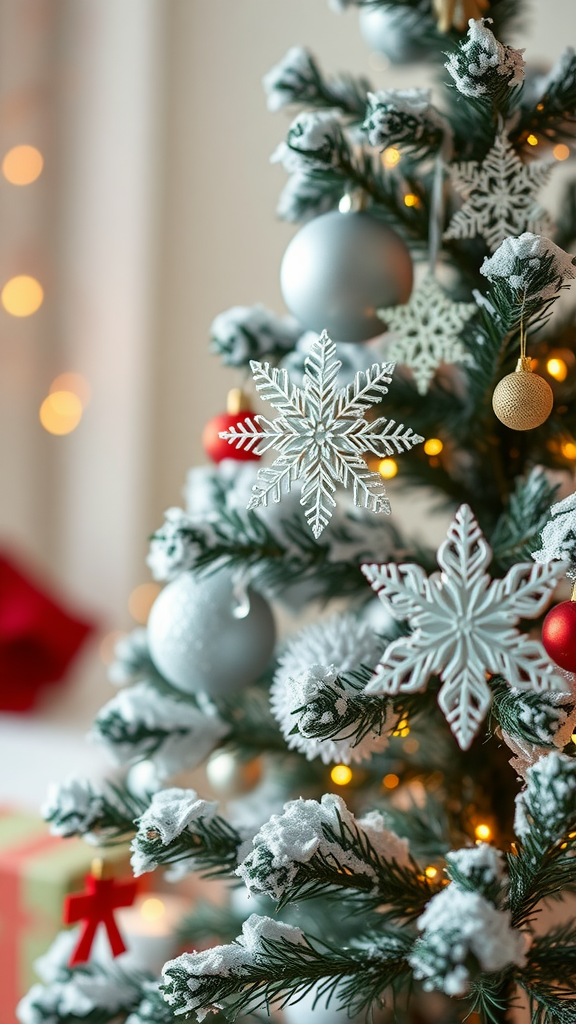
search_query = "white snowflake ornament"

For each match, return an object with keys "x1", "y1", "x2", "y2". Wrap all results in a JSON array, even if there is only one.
[
  {"x1": 219, "y1": 330, "x2": 424, "y2": 538},
  {"x1": 378, "y1": 275, "x2": 477, "y2": 394},
  {"x1": 444, "y1": 135, "x2": 553, "y2": 252},
  {"x1": 362, "y1": 504, "x2": 568, "y2": 750}
]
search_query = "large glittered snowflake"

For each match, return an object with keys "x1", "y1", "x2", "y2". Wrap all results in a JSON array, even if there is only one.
[
  {"x1": 362, "y1": 504, "x2": 567, "y2": 750},
  {"x1": 219, "y1": 330, "x2": 424, "y2": 538},
  {"x1": 444, "y1": 135, "x2": 553, "y2": 252},
  {"x1": 378, "y1": 275, "x2": 477, "y2": 394}
]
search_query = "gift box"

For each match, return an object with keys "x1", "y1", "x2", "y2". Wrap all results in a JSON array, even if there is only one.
[{"x1": 0, "y1": 808, "x2": 135, "y2": 1024}]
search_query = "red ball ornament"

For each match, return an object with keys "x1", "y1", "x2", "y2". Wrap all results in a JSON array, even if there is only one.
[
  {"x1": 542, "y1": 599, "x2": 576, "y2": 673},
  {"x1": 203, "y1": 388, "x2": 261, "y2": 464}
]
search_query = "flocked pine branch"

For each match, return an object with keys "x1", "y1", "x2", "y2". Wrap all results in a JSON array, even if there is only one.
[
  {"x1": 162, "y1": 915, "x2": 412, "y2": 1021},
  {"x1": 236, "y1": 794, "x2": 437, "y2": 916},
  {"x1": 263, "y1": 46, "x2": 372, "y2": 119}
]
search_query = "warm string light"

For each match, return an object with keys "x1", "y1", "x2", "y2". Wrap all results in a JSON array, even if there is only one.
[
  {"x1": 393, "y1": 718, "x2": 410, "y2": 737},
  {"x1": 39, "y1": 391, "x2": 82, "y2": 435},
  {"x1": 2, "y1": 274, "x2": 43, "y2": 316},
  {"x1": 424, "y1": 437, "x2": 443, "y2": 456},
  {"x1": 331, "y1": 764, "x2": 353, "y2": 785},
  {"x1": 553, "y1": 143, "x2": 570, "y2": 161},
  {"x1": 475, "y1": 823, "x2": 492, "y2": 841},
  {"x1": 383, "y1": 773, "x2": 399, "y2": 789},
  {"x1": 561, "y1": 441, "x2": 576, "y2": 460},
  {"x1": 140, "y1": 898, "x2": 165, "y2": 922},
  {"x1": 526, "y1": 134, "x2": 539, "y2": 146},
  {"x1": 403, "y1": 193, "x2": 420, "y2": 208},
  {"x1": 382, "y1": 147, "x2": 401, "y2": 169},
  {"x1": 128, "y1": 583, "x2": 162, "y2": 624},
  {"x1": 546, "y1": 357, "x2": 568, "y2": 381},
  {"x1": 424, "y1": 866, "x2": 438, "y2": 879},
  {"x1": 2, "y1": 144, "x2": 43, "y2": 184},
  {"x1": 378, "y1": 458, "x2": 398, "y2": 479}
]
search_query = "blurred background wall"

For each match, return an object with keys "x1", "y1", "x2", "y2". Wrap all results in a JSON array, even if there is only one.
[{"x1": 0, "y1": 0, "x2": 574, "y2": 764}]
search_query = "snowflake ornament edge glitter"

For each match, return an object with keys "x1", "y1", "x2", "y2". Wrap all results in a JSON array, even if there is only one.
[
  {"x1": 362, "y1": 503, "x2": 569, "y2": 750},
  {"x1": 219, "y1": 329, "x2": 424, "y2": 538}
]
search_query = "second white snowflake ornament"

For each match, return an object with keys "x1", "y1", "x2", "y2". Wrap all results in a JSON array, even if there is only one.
[
  {"x1": 219, "y1": 331, "x2": 424, "y2": 538},
  {"x1": 362, "y1": 504, "x2": 568, "y2": 750}
]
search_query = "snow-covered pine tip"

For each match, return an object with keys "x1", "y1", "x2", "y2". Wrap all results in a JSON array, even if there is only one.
[
  {"x1": 409, "y1": 881, "x2": 526, "y2": 996},
  {"x1": 445, "y1": 18, "x2": 524, "y2": 99},
  {"x1": 17, "y1": 961, "x2": 148, "y2": 1024},
  {"x1": 514, "y1": 750, "x2": 576, "y2": 842},
  {"x1": 131, "y1": 787, "x2": 218, "y2": 876},
  {"x1": 91, "y1": 681, "x2": 229, "y2": 779},
  {"x1": 210, "y1": 303, "x2": 301, "y2": 367},
  {"x1": 445, "y1": 843, "x2": 506, "y2": 900},
  {"x1": 481, "y1": 233, "x2": 576, "y2": 302},
  {"x1": 236, "y1": 793, "x2": 409, "y2": 900},
  {"x1": 271, "y1": 612, "x2": 397, "y2": 764},
  {"x1": 107, "y1": 627, "x2": 157, "y2": 687},
  {"x1": 147, "y1": 507, "x2": 200, "y2": 582},
  {"x1": 272, "y1": 111, "x2": 344, "y2": 174},
  {"x1": 42, "y1": 777, "x2": 105, "y2": 838},
  {"x1": 262, "y1": 46, "x2": 319, "y2": 112},
  {"x1": 126, "y1": 981, "x2": 176, "y2": 1024},
  {"x1": 363, "y1": 89, "x2": 446, "y2": 150},
  {"x1": 162, "y1": 914, "x2": 305, "y2": 1020},
  {"x1": 532, "y1": 489, "x2": 576, "y2": 567}
]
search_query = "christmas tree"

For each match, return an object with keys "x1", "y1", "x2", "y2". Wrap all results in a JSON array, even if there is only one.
[{"x1": 18, "y1": 5, "x2": 576, "y2": 1024}]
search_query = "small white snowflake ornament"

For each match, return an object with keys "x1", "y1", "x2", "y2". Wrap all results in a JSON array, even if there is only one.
[
  {"x1": 378, "y1": 275, "x2": 477, "y2": 394},
  {"x1": 444, "y1": 135, "x2": 553, "y2": 252},
  {"x1": 219, "y1": 331, "x2": 424, "y2": 538},
  {"x1": 362, "y1": 504, "x2": 568, "y2": 750}
]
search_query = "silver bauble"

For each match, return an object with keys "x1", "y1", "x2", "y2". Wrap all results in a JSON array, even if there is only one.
[
  {"x1": 280, "y1": 211, "x2": 413, "y2": 343},
  {"x1": 147, "y1": 569, "x2": 276, "y2": 697},
  {"x1": 359, "y1": 5, "x2": 428, "y2": 65},
  {"x1": 206, "y1": 750, "x2": 262, "y2": 797}
]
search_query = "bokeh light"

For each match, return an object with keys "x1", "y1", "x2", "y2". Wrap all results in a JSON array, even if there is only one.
[
  {"x1": 553, "y1": 143, "x2": 570, "y2": 161},
  {"x1": 128, "y1": 582, "x2": 162, "y2": 624},
  {"x1": 39, "y1": 391, "x2": 82, "y2": 435},
  {"x1": 526, "y1": 134, "x2": 539, "y2": 146},
  {"x1": 338, "y1": 194, "x2": 352, "y2": 213},
  {"x1": 562, "y1": 441, "x2": 576, "y2": 460},
  {"x1": 383, "y1": 773, "x2": 399, "y2": 789},
  {"x1": 425, "y1": 866, "x2": 438, "y2": 879},
  {"x1": 2, "y1": 275, "x2": 43, "y2": 316},
  {"x1": 424, "y1": 438, "x2": 443, "y2": 456},
  {"x1": 404, "y1": 193, "x2": 419, "y2": 208},
  {"x1": 382, "y1": 147, "x2": 401, "y2": 168},
  {"x1": 547, "y1": 357, "x2": 568, "y2": 381},
  {"x1": 99, "y1": 630, "x2": 126, "y2": 666},
  {"x1": 2, "y1": 144, "x2": 43, "y2": 184},
  {"x1": 50, "y1": 372, "x2": 91, "y2": 406},
  {"x1": 331, "y1": 764, "x2": 353, "y2": 786},
  {"x1": 379, "y1": 458, "x2": 398, "y2": 479},
  {"x1": 140, "y1": 898, "x2": 165, "y2": 921},
  {"x1": 475, "y1": 823, "x2": 492, "y2": 841}
]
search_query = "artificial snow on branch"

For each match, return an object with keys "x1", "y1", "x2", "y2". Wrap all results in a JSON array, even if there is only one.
[
  {"x1": 362, "y1": 88, "x2": 448, "y2": 157},
  {"x1": 445, "y1": 18, "x2": 524, "y2": 104},
  {"x1": 263, "y1": 46, "x2": 371, "y2": 118},
  {"x1": 236, "y1": 793, "x2": 433, "y2": 916},
  {"x1": 130, "y1": 787, "x2": 241, "y2": 880},
  {"x1": 42, "y1": 777, "x2": 146, "y2": 844},
  {"x1": 91, "y1": 681, "x2": 229, "y2": 778},
  {"x1": 210, "y1": 304, "x2": 301, "y2": 368},
  {"x1": 270, "y1": 612, "x2": 397, "y2": 764},
  {"x1": 532, "y1": 489, "x2": 576, "y2": 569}
]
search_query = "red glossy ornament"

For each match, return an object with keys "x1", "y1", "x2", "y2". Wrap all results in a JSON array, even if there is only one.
[
  {"x1": 542, "y1": 599, "x2": 576, "y2": 673},
  {"x1": 203, "y1": 388, "x2": 261, "y2": 464}
]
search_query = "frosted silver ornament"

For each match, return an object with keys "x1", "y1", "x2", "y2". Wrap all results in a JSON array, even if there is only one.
[
  {"x1": 147, "y1": 569, "x2": 276, "y2": 697},
  {"x1": 359, "y1": 5, "x2": 428, "y2": 65},
  {"x1": 280, "y1": 210, "x2": 413, "y2": 343}
]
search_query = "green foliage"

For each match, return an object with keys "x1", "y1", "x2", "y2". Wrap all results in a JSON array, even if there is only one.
[
  {"x1": 162, "y1": 931, "x2": 413, "y2": 1020},
  {"x1": 490, "y1": 468, "x2": 560, "y2": 568},
  {"x1": 133, "y1": 812, "x2": 242, "y2": 878}
]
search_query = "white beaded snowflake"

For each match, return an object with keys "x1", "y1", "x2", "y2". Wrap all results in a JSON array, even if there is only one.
[
  {"x1": 533, "y1": 490, "x2": 576, "y2": 569},
  {"x1": 219, "y1": 331, "x2": 424, "y2": 538},
  {"x1": 362, "y1": 504, "x2": 567, "y2": 750},
  {"x1": 378, "y1": 275, "x2": 477, "y2": 394},
  {"x1": 444, "y1": 135, "x2": 553, "y2": 253}
]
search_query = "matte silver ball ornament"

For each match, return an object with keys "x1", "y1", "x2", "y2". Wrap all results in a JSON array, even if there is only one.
[
  {"x1": 280, "y1": 210, "x2": 413, "y2": 343},
  {"x1": 358, "y1": 5, "x2": 428, "y2": 65},
  {"x1": 147, "y1": 569, "x2": 276, "y2": 697},
  {"x1": 206, "y1": 750, "x2": 263, "y2": 798}
]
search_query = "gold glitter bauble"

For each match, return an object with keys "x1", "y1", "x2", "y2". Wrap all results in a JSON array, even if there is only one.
[{"x1": 492, "y1": 359, "x2": 553, "y2": 431}]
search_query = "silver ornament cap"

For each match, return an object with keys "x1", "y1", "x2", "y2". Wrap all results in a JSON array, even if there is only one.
[
  {"x1": 280, "y1": 210, "x2": 413, "y2": 343},
  {"x1": 147, "y1": 569, "x2": 276, "y2": 697}
]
